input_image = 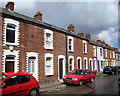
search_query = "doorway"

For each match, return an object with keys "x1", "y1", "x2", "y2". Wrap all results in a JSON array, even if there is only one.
[
  {"x1": 5, "y1": 55, "x2": 15, "y2": 72},
  {"x1": 59, "y1": 59, "x2": 63, "y2": 79}
]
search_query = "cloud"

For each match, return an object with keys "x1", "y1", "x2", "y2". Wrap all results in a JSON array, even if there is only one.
[{"x1": 97, "y1": 27, "x2": 118, "y2": 47}]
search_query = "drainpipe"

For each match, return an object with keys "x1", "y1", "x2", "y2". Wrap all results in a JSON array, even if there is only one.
[{"x1": 65, "y1": 34, "x2": 68, "y2": 74}]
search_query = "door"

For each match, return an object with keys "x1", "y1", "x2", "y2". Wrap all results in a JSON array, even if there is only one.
[
  {"x1": 98, "y1": 61, "x2": 100, "y2": 73},
  {"x1": 90, "y1": 60, "x2": 92, "y2": 70},
  {"x1": 59, "y1": 59, "x2": 63, "y2": 79},
  {"x1": 78, "y1": 59, "x2": 80, "y2": 69},
  {"x1": 5, "y1": 55, "x2": 15, "y2": 72}
]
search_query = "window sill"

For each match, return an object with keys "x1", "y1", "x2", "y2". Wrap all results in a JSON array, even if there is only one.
[
  {"x1": 45, "y1": 75, "x2": 54, "y2": 77},
  {"x1": 5, "y1": 42, "x2": 19, "y2": 46},
  {"x1": 44, "y1": 47, "x2": 53, "y2": 51},
  {"x1": 69, "y1": 50, "x2": 74, "y2": 53}
]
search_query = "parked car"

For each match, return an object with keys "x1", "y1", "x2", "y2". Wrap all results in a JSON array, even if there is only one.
[
  {"x1": 0, "y1": 72, "x2": 40, "y2": 96},
  {"x1": 103, "y1": 66, "x2": 118, "y2": 75},
  {"x1": 116, "y1": 66, "x2": 120, "y2": 73},
  {"x1": 63, "y1": 69, "x2": 95, "y2": 86}
]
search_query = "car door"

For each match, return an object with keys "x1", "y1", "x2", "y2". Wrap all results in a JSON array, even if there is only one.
[
  {"x1": 2, "y1": 75, "x2": 22, "y2": 96},
  {"x1": 87, "y1": 70, "x2": 92, "y2": 81},
  {"x1": 83, "y1": 70, "x2": 88, "y2": 82},
  {"x1": 18, "y1": 75, "x2": 31, "y2": 95}
]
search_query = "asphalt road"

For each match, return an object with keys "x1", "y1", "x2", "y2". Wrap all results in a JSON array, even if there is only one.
[{"x1": 40, "y1": 73, "x2": 120, "y2": 95}]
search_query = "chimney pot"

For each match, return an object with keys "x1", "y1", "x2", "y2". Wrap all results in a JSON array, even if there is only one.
[
  {"x1": 67, "y1": 24, "x2": 75, "y2": 33},
  {"x1": 34, "y1": 11, "x2": 42, "y2": 21},
  {"x1": 85, "y1": 34, "x2": 91, "y2": 40},
  {"x1": 78, "y1": 32, "x2": 84, "y2": 37},
  {"x1": 6, "y1": 2, "x2": 14, "y2": 11}
]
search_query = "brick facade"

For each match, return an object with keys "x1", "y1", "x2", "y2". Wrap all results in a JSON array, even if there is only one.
[{"x1": 0, "y1": 2, "x2": 120, "y2": 84}]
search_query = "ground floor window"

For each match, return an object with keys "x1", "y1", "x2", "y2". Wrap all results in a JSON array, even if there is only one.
[
  {"x1": 45, "y1": 53, "x2": 54, "y2": 76},
  {"x1": 69, "y1": 56, "x2": 74, "y2": 72},
  {"x1": 84, "y1": 57, "x2": 88, "y2": 69}
]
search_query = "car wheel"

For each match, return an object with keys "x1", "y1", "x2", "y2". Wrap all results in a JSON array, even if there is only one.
[
  {"x1": 29, "y1": 89, "x2": 39, "y2": 96},
  {"x1": 116, "y1": 71, "x2": 118, "y2": 74},
  {"x1": 79, "y1": 80, "x2": 83, "y2": 86},
  {"x1": 91, "y1": 78, "x2": 94, "y2": 83},
  {"x1": 112, "y1": 71, "x2": 114, "y2": 75}
]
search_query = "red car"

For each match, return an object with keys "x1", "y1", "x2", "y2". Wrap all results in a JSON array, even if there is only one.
[
  {"x1": 63, "y1": 69, "x2": 95, "y2": 86},
  {"x1": 0, "y1": 72, "x2": 40, "y2": 96}
]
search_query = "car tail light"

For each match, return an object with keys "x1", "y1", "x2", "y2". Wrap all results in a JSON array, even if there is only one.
[{"x1": 109, "y1": 69, "x2": 112, "y2": 70}]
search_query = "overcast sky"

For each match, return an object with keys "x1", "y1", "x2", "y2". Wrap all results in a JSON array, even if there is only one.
[{"x1": 1, "y1": 0, "x2": 119, "y2": 48}]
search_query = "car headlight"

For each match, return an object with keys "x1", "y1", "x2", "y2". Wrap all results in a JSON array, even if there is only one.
[
  {"x1": 63, "y1": 77, "x2": 67, "y2": 79},
  {"x1": 72, "y1": 78, "x2": 78, "y2": 80}
]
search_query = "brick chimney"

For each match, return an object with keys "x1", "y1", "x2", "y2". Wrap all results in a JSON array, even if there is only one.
[
  {"x1": 78, "y1": 32, "x2": 84, "y2": 37},
  {"x1": 101, "y1": 40, "x2": 105, "y2": 45},
  {"x1": 34, "y1": 11, "x2": 42, "y2": 21},
  {"x1": 97, "y1": 39, "x2": 101, "y2": 44},
  {"x1": 5, "y1": 2, "x2": 14, "y2": 11},
  {"x1": 67, "y1": 24, "x2": 75, "y2": 33},
  {"x1": 85, "y1": 34, "x2": 91, "y2": 40}
]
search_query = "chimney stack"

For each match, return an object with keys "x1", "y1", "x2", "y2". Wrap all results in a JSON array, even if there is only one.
[
  {"x1": 78, "y1": 32, "x2": 84, "y2": 37},
  {"x1": 67, "y1": 24, "x2": 75, "y2": 33},
  {"x1": 5, "y1": 2, "x2": 14, "y2": 11},
  {"x1": 85, "y1": 34, "x2": 91, "y2": 40},
  {"x1": 34, "y1": 11, "x2": 42, "y2": 21}
]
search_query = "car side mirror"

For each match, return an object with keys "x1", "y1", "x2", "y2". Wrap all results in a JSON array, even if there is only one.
[{"x1": 2, "y1": 84, "x2": 7, "y2": 89}]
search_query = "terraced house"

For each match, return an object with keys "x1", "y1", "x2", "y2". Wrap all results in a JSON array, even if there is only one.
[{"x1": 0, "y1": 2, "x2": 120, "y2": 84}]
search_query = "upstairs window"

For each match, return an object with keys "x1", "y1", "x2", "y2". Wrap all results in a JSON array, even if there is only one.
[
  {"x1": 105, "y1": 49, "x2": 107, "y2": 58},
  {"x1": 110, "y1": 51, "x2": 112, "y2": 58},
  {"x1": 4, "y1": 18, "x2": 19, "y2": 46},
  {"x1": 83, "y1": 40, "x2": 87, "y2": 54},
  {"x1": 44, "y1": 29, "x2": 53, "y2": 50},
  {"x1": 113, "y1": 51, "x2": 115, "y2": 58},
  {"x1": 6, "y1": 24, "x2": 16, "y2": 43},
  {"x1": 100, "y1": 48, "x2": 103, "y2": 56},
  {"x1": 93, "y1": 46, "x2": 96, "y2": 57},
  {"x1": 68, "y1": 36, "x2": 74, "y2": 52}
]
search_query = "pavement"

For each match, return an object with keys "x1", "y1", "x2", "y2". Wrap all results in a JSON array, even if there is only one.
[{"x1": 40, "y1": 73, "x2": 106, "y2": 93}]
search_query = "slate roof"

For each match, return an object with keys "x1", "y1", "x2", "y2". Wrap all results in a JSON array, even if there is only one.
[{"x1": 0, "y1": 7, "x2": 119, "y2": 53}]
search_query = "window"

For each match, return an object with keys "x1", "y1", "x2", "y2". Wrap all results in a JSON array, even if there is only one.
[
  {"x1": 105, "y1": 49, "x2": 107, "y2": 58},
  {"x1": 45, "y1": 53, "x2": 54, "y2": 76},
  {"x1": 69, "y1": 56, "x2": 74, "y2": 72},
  {"x1": 68, "y1": 36, "x2": 74, "y2": 52},
  {"x1": 84, "y1": 59, "x2": 87, "y2": 69},
  {"x1": 3, "y1": 75, "x2": 20, "y2": 87},
  {"x1": 28, "y1": 57, "x2": 36, "y2": 75},
  {"x1": 110, "y1": 51, "x2": 112, "y2": 58},
  {"x1": 83, "y1": 40, "x2": 87, "y2": 54},
  {"x1": 4, "y1": 18, "x2": 19, "y2": 46},
  {"x1": 44, "y1": 29, "x2": 53, "y2": 50},
  {"x1": 93, "y1": 46, "x2": 96, "y2": 57},
  {"x1": 100, "y1": 48, "x2": 103, "y2": 56},
  {"x1": 116, "y1": 53, "x2": 118, "y2": 59},
  {"x1": 6, "y1": 24, "x2": 16, "y2": 43},
  {"x1": 20, "y1": 75, "x2": 30, "y2": 84},
  {"x1": 113, "y1": 51, "x2": 115, "y2": 58}
]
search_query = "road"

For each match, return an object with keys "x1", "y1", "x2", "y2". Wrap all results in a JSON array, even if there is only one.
[{"x1": 40, "y1": 73, "x2": 120, "y2": 95}]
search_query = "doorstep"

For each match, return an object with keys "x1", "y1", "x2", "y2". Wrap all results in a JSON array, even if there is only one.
[{"x1": 40, "y1": 80, "x2": 66, "y2": 93}]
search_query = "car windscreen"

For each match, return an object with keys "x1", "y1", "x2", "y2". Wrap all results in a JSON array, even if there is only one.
[{"x1": 70, "y1": 70, "x2": 84, "y2": 75}]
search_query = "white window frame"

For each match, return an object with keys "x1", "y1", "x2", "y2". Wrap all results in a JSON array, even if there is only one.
[
  {"x1": 105, "y1": 49, "x2": 107, "y2": 58},
  {"x1": 44, "y1": 29, "x2": 53, "y2": 50},
  {"x1": 113, "y1": 51, "x2": 115, "y2": 58},
  {"x1": 69, "y1": 56, "x2": 74, "y2": 72},
  {"x1": 77, "y1": 57, "x2": 82, "y2": 69},
  {"x1": 26, "y1": 52, "x2": 39, "y2": 81},
  {"x1": 110, "y1": 51, "x2": 112, "y2": 58},
  {"x1": 3, "y1": 18, "x2": 20, "y2": 46},
  {"x1": 84, "y1": 57, "x2": 88, "y2": 69},
  {"x1": 45, "y1": 53, "x2": 54, "y2": 76},
  {"x1": 83, "y1": 40, "x2": 87, "y2": 54},
  {"x1": 3, "y1": 50, "x2": 19, "y2": 72},
  {"x1": 68, "y1": 36, "x2": 74, "y2": 52},
  {"x1": 100, "y1": 48, "x2": 103, "y2": 56},
  {"x1": 93, "y1": 46, "x2": 96, "y2": 57}
]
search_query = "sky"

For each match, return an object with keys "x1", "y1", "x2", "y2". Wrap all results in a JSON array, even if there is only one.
[{"x1": 1, "y1": 0, "x2": 119, "y2": 49}]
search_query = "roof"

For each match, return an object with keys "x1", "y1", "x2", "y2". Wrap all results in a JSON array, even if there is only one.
[{"x1": 0, "y1": 7, "x2": 119, "y2": 53}]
